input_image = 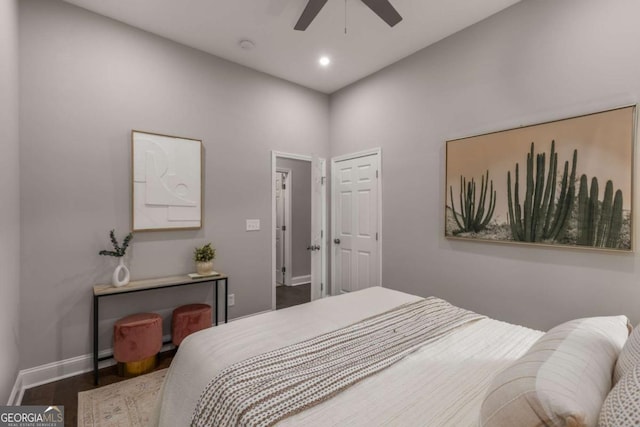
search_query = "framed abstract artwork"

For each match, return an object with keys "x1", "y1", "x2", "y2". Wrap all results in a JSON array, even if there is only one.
[
  {"x1": 132, "y1": 130, "x2": 203, "y2": 232},
  {"x1": 445, "y1": 106, "x2": 635, "y2": 251}
]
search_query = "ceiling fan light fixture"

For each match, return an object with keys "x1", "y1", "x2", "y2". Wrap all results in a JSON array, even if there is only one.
[{"x1": 319, "y1": 56, "x2": 331, "y2": 67}]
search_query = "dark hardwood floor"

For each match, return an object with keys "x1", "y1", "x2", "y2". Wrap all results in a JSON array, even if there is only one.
[
  {"x1": 21, "y1": 350, "x2": 175, "y2": 427},
  {"x1": 21, "y1": 287, "x2": 309, "y2": 426},
  {"x1": 276, "y1": 283, "x2": 311, "y2": 310}
]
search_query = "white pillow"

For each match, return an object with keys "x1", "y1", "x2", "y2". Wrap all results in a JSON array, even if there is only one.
[
  {"x1": 599, "y1": 363, "x2": 640, "y2": 426},
  {"x1": 613, "y1": 323, "x2": 640, "y2": 384},
  {"x1": 480, "y1": 316, "x2": 629, "y2": 427}
]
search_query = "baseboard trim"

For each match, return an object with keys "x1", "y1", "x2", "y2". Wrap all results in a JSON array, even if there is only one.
[
  {"x1": 7, "y1": 373, "x2": 22, "y2": 406},
  {"x1": 290, "y1": 275, "x2": 311, "y2": 286},
  {"x1": 8, "y1": 308, "x2": 274, "y2": 405},
  {"x1": 9, "y1": 335, "x2": 175, "y2": 406}
]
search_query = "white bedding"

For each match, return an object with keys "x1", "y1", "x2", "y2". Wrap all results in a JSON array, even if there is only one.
[{"x1": 152, "y1": 287, "x2": 542, "y2": 426}]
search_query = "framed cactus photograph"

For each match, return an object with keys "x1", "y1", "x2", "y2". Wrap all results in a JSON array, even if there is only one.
[{"x1": 445, "y1": 105, "x2": 635, "y2": 252}]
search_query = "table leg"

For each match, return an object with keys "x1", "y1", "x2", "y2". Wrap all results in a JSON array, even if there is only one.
[
  {"x1": 93, "y1": 295, "x2": 99, "y2": 385},
  {"x1": 215, "y1": 280, "x2": 219, "y2": 326},
  {"x1": 224, "y1": 278, "x2": 228, "y2": 323}
]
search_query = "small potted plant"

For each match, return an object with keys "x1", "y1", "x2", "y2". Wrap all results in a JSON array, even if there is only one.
[
  {"x1": 99, "y1": 229, "x2": 133, "y2": 287},
  {"x1": 194, "y1": 243, "x2": 215, "y2": 275}
]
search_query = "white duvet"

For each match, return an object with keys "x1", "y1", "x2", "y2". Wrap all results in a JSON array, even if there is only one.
[{"x1": 152, "y1": 287, "x2": 542, "y2": 426}]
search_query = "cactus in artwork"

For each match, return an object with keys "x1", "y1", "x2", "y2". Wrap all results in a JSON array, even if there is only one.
[
  {"x1": 507, "y1": 141, "x2": 577, "y2": 242},
  {"x1": 595, "y1": 179, "x2": 613, "y2": 247},
  {"x1": 576, "y1": 175, "x2": 593, "y2": 246},
  {"x1": 576, "y1": 176, "x2": 623, "y2": 248},
  {"x1": 449, "y1": 170, "x2": 496, "y2": 233},
  {"x1": 608, "y1": 191, "x2": 624, "y2": 248}
]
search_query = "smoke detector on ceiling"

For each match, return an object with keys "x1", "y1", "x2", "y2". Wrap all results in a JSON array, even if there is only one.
[{"x1": 239, "y1": 39, "x2": 255, "y2": 50}]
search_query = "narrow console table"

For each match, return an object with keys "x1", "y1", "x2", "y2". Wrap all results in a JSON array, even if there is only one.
[{"x1": 92, "y1": 273, "x2": 228, "y2": 385}]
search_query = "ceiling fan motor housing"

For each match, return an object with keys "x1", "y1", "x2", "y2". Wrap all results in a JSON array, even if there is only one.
[{"x1": 294, "y1": 0, "x2": 402, "y2": 31}]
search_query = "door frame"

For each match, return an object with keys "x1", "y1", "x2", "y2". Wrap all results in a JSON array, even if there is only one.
[
  {"x1": 313, "y1": 157, "x2": 328, "y2": 301},
  {"x1": 330, "y1": 148, "x2": 382, "y2": 295},
  {"x1": 271, "y1": 151, "x2": 327, "y2": 310},
  {"x1": 275, "y1": 167, "x2": 292, "y2": 286}
]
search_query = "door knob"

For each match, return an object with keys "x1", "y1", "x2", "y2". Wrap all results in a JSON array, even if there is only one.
[{"x1": 334, "y1": 238, "x2": 341, "y2": 244}]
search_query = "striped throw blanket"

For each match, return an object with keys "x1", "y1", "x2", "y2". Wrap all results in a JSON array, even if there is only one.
[{"x1": 191, "y1": 297, "x2": 484, "y2": 427}]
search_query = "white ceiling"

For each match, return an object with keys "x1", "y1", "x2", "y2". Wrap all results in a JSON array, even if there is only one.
[{"x1": 62, "y1": 0, "x2": 520, "y2": 94}]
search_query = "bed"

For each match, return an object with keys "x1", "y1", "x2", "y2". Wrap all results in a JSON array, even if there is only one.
[{"x1": 151, "y1": 287, "x2": 545, "y2": 426}]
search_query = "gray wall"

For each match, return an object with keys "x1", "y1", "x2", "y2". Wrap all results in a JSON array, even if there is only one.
[
  {"x1": 276, "y1": 158, "x2": 312, "y2": 279},
  {"x1": 19, "y1": 0, "x2": 329, "y2": 369},
  {"x1": 0, "y1": 0, "x2": 20, "y2": 403},
  {"x1": 330, "y1": 0, "x2": 640, "y2": 331},
  {"x1": 16, "y1": 0, "x2": 640, "y2": 374}
]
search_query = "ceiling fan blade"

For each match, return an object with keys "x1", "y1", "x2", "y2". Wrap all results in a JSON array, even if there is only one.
[
  {"x1": 360, "y1": 0, "x2": 403, "y2": 27},
  {"x1": 294, "y1": 0, "x2": 329, "y2": 31}
]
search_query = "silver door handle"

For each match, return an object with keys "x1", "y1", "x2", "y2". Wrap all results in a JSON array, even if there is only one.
[{"x1": 334, "y1": 238, "x2": 341, "y2": 244}]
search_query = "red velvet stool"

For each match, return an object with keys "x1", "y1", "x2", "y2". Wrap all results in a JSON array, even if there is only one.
[
  {"x1": 113, "y1": 313, "x2": 162, "y2": 377},
  {"x1": 172, "y1": 304, "x2": 212, "y2": 346}
]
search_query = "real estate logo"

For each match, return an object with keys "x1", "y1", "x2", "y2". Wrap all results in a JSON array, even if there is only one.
[{"x1": 0, "y1": 406, "x2": 64, "y2": 427}]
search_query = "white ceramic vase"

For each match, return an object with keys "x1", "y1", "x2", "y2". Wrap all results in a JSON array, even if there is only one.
[
  {"x1": 112, "y1": 257, "x2": 130, "y2": 287},
  {"x1": 196, "y1": 261, "x2": 213, "y2": 275}
]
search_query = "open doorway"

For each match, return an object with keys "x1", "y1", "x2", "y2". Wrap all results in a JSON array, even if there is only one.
[
  {"x1": 275, "y1": 158, "x2": 311, "y2": 309},
  {"x1": 271, "y1": 151, "x2": 327, "y2": 310},
  {"x1": 275, "y1": 168, "x2": 291, "y2": 287}
]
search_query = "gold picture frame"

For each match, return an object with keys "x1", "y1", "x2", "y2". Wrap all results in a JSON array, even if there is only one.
[
  {"x1": 131, "y1": 130, "x2": 203, "y2": 232},
  {"x1": 445, "y1": 105, "x2": 636, "y2": 252}
]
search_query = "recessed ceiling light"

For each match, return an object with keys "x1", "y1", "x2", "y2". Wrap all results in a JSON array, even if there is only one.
[{"x1": 319, "y1": 56, "x2": 331, "y2": 67}]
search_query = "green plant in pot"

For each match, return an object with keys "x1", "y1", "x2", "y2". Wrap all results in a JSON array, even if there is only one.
[{"x1": 194, "y1": 243, "x2": 216, "y2": 275}]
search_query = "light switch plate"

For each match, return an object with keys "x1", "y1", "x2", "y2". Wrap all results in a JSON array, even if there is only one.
[{"x1": 246, "y1": 219, "x2": 260, "y2": 231}]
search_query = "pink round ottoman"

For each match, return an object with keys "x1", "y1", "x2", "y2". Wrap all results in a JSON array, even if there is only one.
[
  {"x1": 113, "y1": 313, "x2": 162, "y2": 376},
  {"x1": 172, "y1": 304, "x2": 212, "y2": 346}
]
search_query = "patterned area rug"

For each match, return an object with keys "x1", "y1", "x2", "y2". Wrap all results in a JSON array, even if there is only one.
[{"x1": 77, "y1": 369, "x2": 167, "y2": 427}]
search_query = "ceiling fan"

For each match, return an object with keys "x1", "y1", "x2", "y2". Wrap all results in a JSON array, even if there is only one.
[{"x1": 294, "y1": 0, "x2": 402, "y2": 31}]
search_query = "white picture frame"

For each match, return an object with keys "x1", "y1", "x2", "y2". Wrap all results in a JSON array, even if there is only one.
[{"x1": 131, "y1": 130, "x2": 203, "y2": 232}]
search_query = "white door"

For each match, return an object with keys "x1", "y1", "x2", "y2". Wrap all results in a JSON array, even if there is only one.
[
  {"x1": 332, "y1": 152, "x2": 380, "y2": 293},
  {"x1": 310, "y1": 156, "x2": 326, "y2": 300},
  {"x1": 275, "y1": 171, "x2": 289, "y2": 285}
]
